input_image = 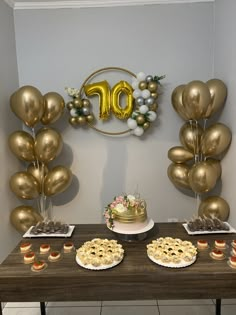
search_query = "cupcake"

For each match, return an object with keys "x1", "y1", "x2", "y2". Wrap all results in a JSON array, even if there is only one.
[
  {"x1": 20, "y1": 242, "x2": 32, "y2": 253},
  {"x1": 24, "y1": 251, "x2": 35, "y2": 264}
]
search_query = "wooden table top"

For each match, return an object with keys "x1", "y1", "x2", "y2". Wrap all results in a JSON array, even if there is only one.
[{"x1": 0, "y1": 223, "x2": 236, "y2": 302}]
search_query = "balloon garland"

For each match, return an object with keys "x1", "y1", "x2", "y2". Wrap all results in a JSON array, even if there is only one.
[
  {"x1": 66, "y1": 67, "x2": 165, "y2": 137},
  {"x1": 168, "y1": 79, "x2": 231, "y2": 220},
  {"x1": 8, "y1": 86, "x2": 73, "y2": 233}
]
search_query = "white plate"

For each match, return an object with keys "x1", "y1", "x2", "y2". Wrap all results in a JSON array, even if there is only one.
[
  {"x1": 23, "y1": 225, "x2": 75, "y2": 238},
  {"x1": 147, "y1": 253, "x2": 196, "y2": 268},
  {"x1": 108, "y1": 218, "x2": 154, "y2": 235},
  {"x1": 183, "y1": 222, "x2": 236, "y2": 235},
  {"x1": 75, "y1": 256, "x2": 123, "y2": 270}
]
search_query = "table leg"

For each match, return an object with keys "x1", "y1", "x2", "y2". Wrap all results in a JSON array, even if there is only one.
[
  {"x1": 216, "y1": 299, "x2": 221, "y2": 315},
  {"x1": 40, "y1": 302, "x2": 46, "y2": 315}
]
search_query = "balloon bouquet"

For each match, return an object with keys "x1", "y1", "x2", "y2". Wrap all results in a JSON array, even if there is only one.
[
  {"x1": 168, "y1": 79, "x2": 231, "y2": 220},
  {"x1": 8, "y1": 86, "x2": 73, "y2": 233}
]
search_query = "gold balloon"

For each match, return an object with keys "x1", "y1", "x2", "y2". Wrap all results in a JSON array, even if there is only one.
[
  {"x1": 206, "y1": 158, "x2": 222, "y2": 179},
  {"x1": 10, "y1": 205, "x2": 43, "y2": 233},
  {"x1": 148, "y1": 81, "x2": 158, "y2": 92},
  {"x1": 66, "y1": 102, "x2": 74, "y2": 110},
  {"x1": 171, "y1": 84, "x2": 189, "y2": 120},
  {"x1": 74, "y1": 98, "x2": 83, "y2": 108},
  {"x1": 143, "y1": 122, "x2": 150, "y2": 130},
  {"x1": 136, "y1": 114, "x2": 145, "y2": 125},
  {"x1": 77, "y1": 116, "x2": 87, "y2": 125},
  {"x1": 84, "y1": 80, "x2": 111, "y2": 120},
  {"x1": 188, "y1": 161, "x2": 218, "y2": 194},
  {"x1": 204, "y1": 79, "x2": 227, "y2": 118},
  {"x1": 201, "y1": 123, "x2": 232, "y2": 157},
  {"x1": 139, "y1": 81, "x2": 147, "y2": 90},
  {"x1": 198, "y1": 196, "x2": 230, "y2": 221},
  {"x1": 34, "y1": 128, "x2": 63, "y2": 163},
  {"x1": 167, "y1": 163, "x2": 191, "y2": 190},
  {"x1": 179, "y1": 121, "x2": 203, "y2": 154},
  {"x1": 44, "y1": 165, "x2": 72, "y2": 196},
  {"x1": 111, "y1": 80, "x2": 133, "y2": 119},
  {"x1": 8, "y1": 131, "x2": 35, "y2": 162},
  {"x1": 27, "y1": 163, "x2": 49, "y2": 192},
  {"x1": 69, "y1": 117, "x2": 79, "y2": 126},
  {"x1": 168, "y1": 146, "x2": 194, "y2": 164},
  {"x1": 86, "y1": 114, "x2": 95, "y2": 123},
  {"x1": 10, "y1": 85, "x2": 44, "y2": 127},
  {"x1": 41, "y1": 92, "x2": 65, "y2": 125},
  {"x1": 9, "y1": 171, "x2": 40, "y2": 199},
  {"x1": 182, "y1": 81, "x2": 211, "y2": 120}
]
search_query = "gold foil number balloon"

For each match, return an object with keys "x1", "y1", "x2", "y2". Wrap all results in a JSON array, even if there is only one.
[
  {"x1": 171, "y1": 84, "x2": 189, "y2": 120},
  {"x1": 34, "y1": 128, "x2": 63, "y2": 163},
  {"x1": 188, "y1": 161, "x2": 218, "y2": 194},
  {"x1": 182, "y1": 81, "x2": 211, "y2": 120},
  {"x1": 10, "y1": 205, "x2": 43, "y2": 233},
  {"x1": 204, "y1": 79, "x2": 227, "y2": 118},
  {"x1": 27, "y1": 163, "x2": 49, "y2": 193},
  {"x1": 44, "y1": 165, "x2": 72, "y2": 196},
  {"x1": 41, "y1": 92, "x2": 65, "y2": 125},
  {"x1": 168, "y1": 146, "x2": 194, "y2": 164},
  {"x1": 167, "y1": 163, "x2": 191, "y2": 190},
  {"x1": 10, "y1": 85, "x2": 44, "y2": 127},
  {"x1": 201, "y1": 123, "x2": 232, "y2": 157},
  {"x1": 84, "y1": 80, "x2": 111, "y2": 120},
  {"x1": 111, "y1": 81, "x2": 133, "y2": 119},
  {"x1": 8, "y1": 131, "x2": 35, "y2": 162},
  {"x1": 9, "y1": 171, "x2": 40, "y2": 199},
  {"x1": 198, "y1": 196, "x2": 230, "y2": 221},
  {"x1": 179, "y1": 121, "x2": 203, "y2": 154}
]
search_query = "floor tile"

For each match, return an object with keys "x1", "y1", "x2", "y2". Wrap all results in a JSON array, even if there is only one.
[
  {"x1": 221, "y1": 305, "x2": 236, "y2": 314},
  {"x1": 45, "y1": 307, "x2": 101, "y2": 315},
  {"x1": 158, "y1": 305, "x2": 215, "y2": 315},
  {"x1": 5, "y1": 302, "x2": 42, "y2": 308},
  {"x1": 3, "y1": 308, "x2": 41, "y2": 315},
  {"x1": 47, "y1": 301, "x2": 101, "y2": 307},
  {"x1": 102, "y1": 300, "x2": 157, "y2": 306},
  {"x1": 158, "y1": 299, "x2": 213, "y2": 305},
  {"x1": 101, "y1": 305, "x2": 159, "y2": 315}
]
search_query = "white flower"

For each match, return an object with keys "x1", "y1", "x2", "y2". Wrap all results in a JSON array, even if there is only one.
[
  {"x1": 127, "y1": 195, "x2": 135, "y2": 202},
  {"x1": 114, "y1": 204, "x2": 127, "y2": 213}
]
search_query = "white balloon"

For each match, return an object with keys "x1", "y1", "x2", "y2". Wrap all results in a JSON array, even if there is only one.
[
  {"x1": 141, "y1": 89, "x2": 151, "y2": 99},
  {"x1": 139, "y1": 105, "x2": 149, "y2": 114},
  {"x1": 70, "y1": 108, "x2": 78, "y2": 117},
  {"x1": 133, "y1": 89, "x2": 142, "y2": 99},
  {"x1": 127, "y1": 118, "x2": 138, "y2": 129},
  {"x1": 131, "y1": 80, "x2": 139, "y2": 90},
  {"x1": 133, "y1": 126, "x2": 144, "y2": 136},
  {"x1": 147, "y1": 111, "x2": 157, "y2": 122},
  {"x1": 136, "y1": 72, "x2": 146, "y2": 81}
]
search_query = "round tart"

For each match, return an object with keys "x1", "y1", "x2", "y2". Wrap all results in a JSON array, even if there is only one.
[
  {"x1": 32, "y1": 260, "x2": 46, "y2": 271},
  {"x1": 20, "y1": 242, "x2": 32, "y2": 253},
  {"x1": 48, "y1": 251, "x2": 61, "y2": 262},
  {"x1": 210, "y1": 249, "x2": 224, "y2": 260},
  {"x1": 63, "y1": 242, "x2": 74, "y2": 253},
  {"x1": 215, "y1": 240, "x2": 226, "y2": 249},
  {"x1": 197, "y1": 240, "x2": 208, "y2": 250},
  {"x1": 24, "y1": 251, "x2": 35, "y2": 264},
  {"x1": 40, "y1": 244, "x2": 50, "y2": 254},
  {"x1": 229, "y1": 256, "x2": 236, "y2": 268}
]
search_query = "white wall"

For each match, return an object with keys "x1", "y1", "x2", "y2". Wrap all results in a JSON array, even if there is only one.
[
  {"x1": 0, "y1": 1, "x2": 21, "y2": 262},
  {"x1": 13, "y1": 2, "x2": 214, "y2": 224},
  {"x1": 213, "y1": 0, "x2": 236, "y2": 226}
]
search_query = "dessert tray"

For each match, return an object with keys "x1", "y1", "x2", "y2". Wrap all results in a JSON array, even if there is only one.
[
  {"x1": 76, "y1": 256, "x2": 123, "y2": 270},
  {"x1": 23, "y1": 225, "x2": 75, "y2": 238},
  {"x1": 147, "y1": 253, "x2": 196, "y2": 268},
  {"x1": 108, "y1": 218, "x2": 154, "y2": 235},
  {"x1": 183, "y1": 223, "x2": 236, "y2": 235}
]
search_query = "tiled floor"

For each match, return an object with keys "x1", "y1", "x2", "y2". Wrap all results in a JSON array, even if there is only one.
[{"x1": 2, "y1": 299, "x2": 236, "y2": 315}]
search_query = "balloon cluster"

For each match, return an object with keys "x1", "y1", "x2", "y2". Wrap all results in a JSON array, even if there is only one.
[
  {"x1": 8, "y1": 86, "x2": 73, "y2": 233},
  {"x1": 127, "y1": 72, "x2": 165, "y2": 136},
  {"x1": 66, "y1": 88, "x2": 95, "y2": 126},
  {"x1": 168, "y1": 79, "x2": 231, "y2": 220}
]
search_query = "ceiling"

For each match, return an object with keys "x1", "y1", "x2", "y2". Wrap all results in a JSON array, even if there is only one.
[{"x1": 4, "y1": 0, "x2": 214, "y2": 9}]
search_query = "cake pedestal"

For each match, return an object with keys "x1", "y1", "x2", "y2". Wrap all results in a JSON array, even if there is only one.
[{"x1": 108, "y1": 218, "x2": 155, "y2": 242}]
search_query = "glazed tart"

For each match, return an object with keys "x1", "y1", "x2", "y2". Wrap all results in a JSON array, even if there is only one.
[
  {"x1": 63, "y1": 242, "x2": 74, "y2": 253},
  {"x1": 215, "y1": 240, "x2": 226, "y2": 249},
  {"x1": 24, "y1": 251, "x2": 35, "y2": 264},
  {"x1": 197, "y1": 240, "x2": 208, "y2": 250},
  {"x1": 32, "y1": 260, "x2": 46, "y2": 271},
  {"x1": 20, "y1": 242, "x2": 32, "y2": 253},
  {"x1": 48, "y1": 251, "x2": 61, "y2": 262},
  {"x1": 40, "y1": 244, "x2": 50, "y2": 254},
  {"x1": 210, "y1": 249, "x2": 225, "y2": 260}
]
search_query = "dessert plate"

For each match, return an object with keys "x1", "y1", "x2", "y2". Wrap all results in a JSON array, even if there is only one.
[
  {"x1": 23, "y1": 225, "x2": 75, "y2": 238},
  {"x1": 108, "y1": 218, "x2": 154, "y2": 235},
  {"x1": 148, "y1": 254, "x2": 196, "y2": 268},
  {"x1": 183, "y1": 223, "x2": 236, "y2": 235},
  {"x1": 76, "y1": 256, "x2": 123, "y2": 270}
]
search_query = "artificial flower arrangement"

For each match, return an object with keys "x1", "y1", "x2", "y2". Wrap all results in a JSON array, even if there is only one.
[{"x1": 104, "y1": 194, "x2": 145, "y2": 229}]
